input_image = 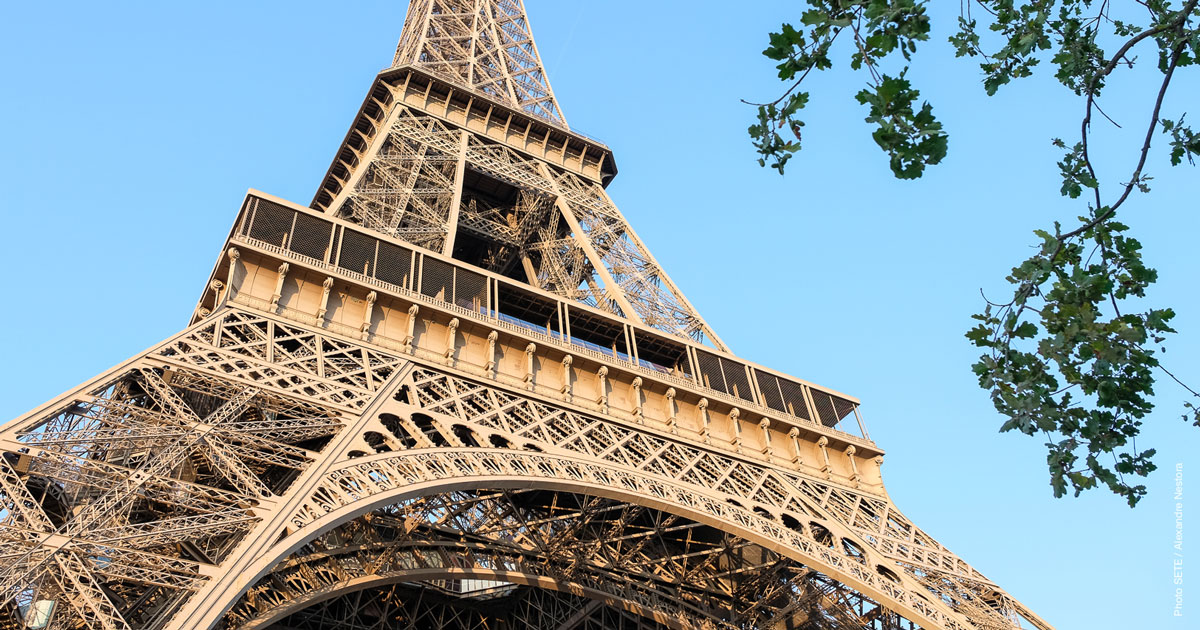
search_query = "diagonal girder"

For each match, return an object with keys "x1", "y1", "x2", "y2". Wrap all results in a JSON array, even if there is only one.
[
  {"x1": 0, "y1": 459, "x2": 132, "y2": 630},
  {"x1": 0, "y1": 372, "x2": 260, "y2": 598}
]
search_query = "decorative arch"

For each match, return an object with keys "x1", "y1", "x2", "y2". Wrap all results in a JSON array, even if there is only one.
[
  {"x1": 224, "y1": 489, "x2": 910, "y2": 630},
  {"x1": 208, "y1": 448, "x2": 971, "y2": 630}
]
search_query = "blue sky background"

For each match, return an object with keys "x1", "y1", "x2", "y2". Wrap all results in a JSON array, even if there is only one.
[{"x1": 0, "y1": 2, "x2": 1196, "y2": 628}]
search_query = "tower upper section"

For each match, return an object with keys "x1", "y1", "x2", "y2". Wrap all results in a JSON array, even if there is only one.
[
  {"x1": 195, "y1": 0, "x2": 875, "y2": 464},
  {"x1": 393, "y1": 0, "x2": 566, "y2": 126},
  {"x1": 307, "y1": 0, "x2": 736, "y2": 354}
]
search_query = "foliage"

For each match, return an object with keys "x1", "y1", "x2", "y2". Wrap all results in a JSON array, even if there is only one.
[{"x1": 749, "y1": 0, "x2": 1200, "y2": 506}]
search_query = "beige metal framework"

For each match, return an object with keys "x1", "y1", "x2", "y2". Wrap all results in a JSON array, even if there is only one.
[
  {"x1": 0, "y1": 2, "x2": 1053, "y2": 630},
  {"x1": 394, "y1": 0, "x2": 566, "y2": 125}
]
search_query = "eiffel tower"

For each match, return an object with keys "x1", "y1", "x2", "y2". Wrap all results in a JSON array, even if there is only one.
[{"x1": 0, "y1": 2, "x2": 1054, "y2": 629}]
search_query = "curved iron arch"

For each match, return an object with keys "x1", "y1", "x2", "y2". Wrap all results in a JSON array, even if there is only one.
[
  {"x1": 198, "y1": 448, "x2": 969, "y2": 630},
  {"x1": 224, "y1": 491, "x2": 907, "y2": 630}
]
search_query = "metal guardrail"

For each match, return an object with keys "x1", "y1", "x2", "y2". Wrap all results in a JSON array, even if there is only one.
[{"x1": 227, "y1": 232, "x2": 875, "y2": 449}]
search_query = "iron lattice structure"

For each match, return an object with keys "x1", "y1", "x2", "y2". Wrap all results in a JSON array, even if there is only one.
[{"x1": 0, "y1": 2, "x2": 1054, "y2": 630}]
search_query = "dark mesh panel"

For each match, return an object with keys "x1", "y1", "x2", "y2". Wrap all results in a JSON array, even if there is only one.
[
  {"x1": 455, "y1": 268, "x2": 487, "y2": 312},
  {"x1": 810, "y1": 390, "x2": 839, "y2": 428},
  {"x1": 290, "y1": 213, "x2": 333, "y2": 261},
  {"x1": 832, "y1": 396, "x2": 858, "y2": 424},
  {"x1": 248, "y1": 201, "x2": 294, "y2": 247},
  {"x1": 675, "y1": 353, "x2": 694, "y2": 379},
  {"x1": 778, "y1": 379, "x2": 812, "y2": 421},
  {"x1": 376, "y1": 241, "x2": 412, "y2": 289},
  {"x1": 339, "y1": 229, "x2": 376, "y2": 277},
  {"x1": 721, "y1": 359, "x2": 755, "y2": 402},
  {"x1": 755, "y1": 371, "x2": 787, "y2": 414},
  {"x1": 695, "y1": 351, "x2": 727, "y2": 395},
  {"x1": 421, "y1": 257, "x2": 454, "y2": 302}
]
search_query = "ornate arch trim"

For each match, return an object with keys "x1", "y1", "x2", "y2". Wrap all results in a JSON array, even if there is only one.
[{"x1": 225, "y1": 448, "x2": 971, "y2": 630}]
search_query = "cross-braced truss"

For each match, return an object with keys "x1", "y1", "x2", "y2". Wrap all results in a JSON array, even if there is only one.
[
  {"x1": 0, "y1": 307, "x2": 1050, "y2": 630},
  {"x1": 331, "y1": 104, "x2": 728, "y2": 348},
  {"x1": 340, "y1": 115, "x2": 462, "y2": 253},
  {"x1": 0, "y1": 360, "x2": 345, "y2": 630},
  {"x1": 394, "y1": 0, "x2": 566, "y2": 125}
]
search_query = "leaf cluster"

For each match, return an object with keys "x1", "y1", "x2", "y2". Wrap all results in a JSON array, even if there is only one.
[
  {"x1": 967, "y1": 221, "x2": 1174, "y2": 506},
  {"x1": 751, "y1": 0, "x2": 1200, "y2": 506},
  {"x1": 748, "y1": 1, "x2": 947, "y2": 176}
]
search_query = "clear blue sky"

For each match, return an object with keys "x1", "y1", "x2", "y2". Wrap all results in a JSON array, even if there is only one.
[{"x1": 0, "y1": 2, "x2": 1195, "y2": 628}]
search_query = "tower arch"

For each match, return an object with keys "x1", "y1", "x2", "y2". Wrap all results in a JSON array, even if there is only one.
[
  {"x1": 221, "y1": 481, "x2": 930, "y2": 630},
  {"x1": 195, "y1": 447, "x2": 967, "y2": 630}
]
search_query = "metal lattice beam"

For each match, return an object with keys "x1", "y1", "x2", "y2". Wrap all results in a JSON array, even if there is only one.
[{"x1": 394, "y1": 0, "x2": 567, "y2": 125}]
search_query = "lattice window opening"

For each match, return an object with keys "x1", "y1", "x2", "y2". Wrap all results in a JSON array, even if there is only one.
[
  {"x1": 451, "y1": 171, "x2": 561, "y2": 276},
  {"x1": 455, "y1": 219, "x2": 518, "y2": 271},
  {"x1": 466, "y1": 136, "x2": 554, "y2": 191},
  {"x1": 460, "y1": 173, "x2": 521, "y2": 221}
]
